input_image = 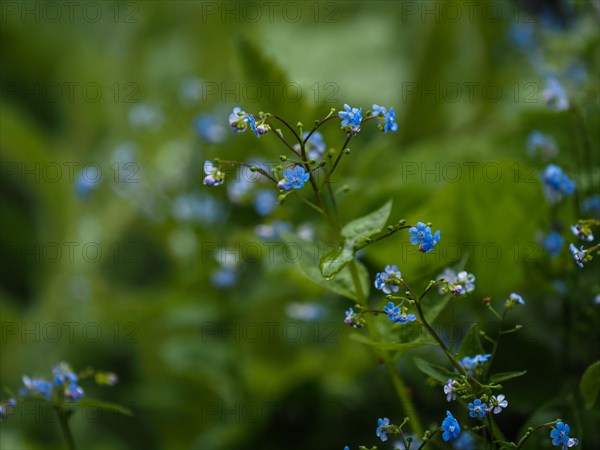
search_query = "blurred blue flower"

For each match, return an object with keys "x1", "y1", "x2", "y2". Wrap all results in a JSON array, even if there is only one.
[
  {"x1": 253, "y1": 189, "x2": 277, "y2": 216},
  {"x1": 542, "y1": 165, "x2": 575, "y2": 203},
  {"x1": 442, "y1": 411, "x2": 460, "y2": 441},
  {"x1": 339, "y1": 103, "x2": 362, "y2": 135},
  {"x1": 543, "y1": 231, "x2": 564, "y2": 256},
  {"x1": 569, "y1": 244, "x2": 586, "y2": 268},
  {"x1": 172, "y1": 192, "x2": 225, "y2": 225},
  {"x1": 285, "y1": 302, "x2": 325, "y2": 322},
  {"x1": 21, "y1": 376, "x2": 53, "y2": 400},
  {"x1": 543, "y1": 77, "x2": 569, "y2": 111},
  {"x1": 582, "y1": 195, "x2": 600, "y2": 217},
  {"x1": 0, "y1": 399, "x2": 16, "y2": 422},
  {"x1": 211, "y1": 267, "x2": 238, "y2": 289},
  {"x1": 277, "y1": 166, "x2": 310, "y2": 190},
  {"x1": 75, "y1": 166, "x2": 101, "y2": 199},
  {"x1": 128, "y1": 103, "x2": 164, "y2": 131},
  {"x1": 255, "y1": 221, "x2": 293, "y2": 240},
  {"x1": 453, "y1": 431, "x2": 475, "y2": 450},
  {"x1": 527, "y1": 131, "x2": 558, "y2": 159},
  {"x1": 301, "y1": 131, "x2": 326, "y2": 161},
  {"x1": 194, "y1": 114, "x2": 227, "y2": 143},
  {"x1": 203, "y1": 161, "x2": 225, "y2": 186}
]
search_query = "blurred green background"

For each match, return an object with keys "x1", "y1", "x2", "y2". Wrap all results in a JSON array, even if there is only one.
[{"x1": 1, "y1": 1, "x2": 599, "y2": 449}]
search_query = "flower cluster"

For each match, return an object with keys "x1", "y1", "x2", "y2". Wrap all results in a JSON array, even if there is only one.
[
  {"x1": 228, "y1": 107, "x2": 270, "y2": 137},
  {"x1": 338, "y1": 104, "x2": 363, "y2": 135},
  {"x1": 277, "y1": 166, "x2": 310, "y2": 191},
  {"x1": 542, "y1": 164, "x2": 575, "y2": 203},
  {"x1": 460, "y1": 353, "x2": 491, "y2": 375},
  {"x1": 409, "y1": 222, "x2": 441, "y2": 253},
  {"x1": 344, "y1": 307, "x2": 365, "y2": 329},
  {"x1": 372, "y1": 104, "x2": 398, "y2": 133},
  {"x1": 438, "y1": 268, "x2": 475, "y2": 296},
  {"x1": 203, "y1": 160, "x2": 225, "y2": 186},
  {"x1": 374, "y1": 265, "x2": 402, "y2": 294},
  {"x1": 383, "y1": 301, "x2": 416, "y2": 324}
]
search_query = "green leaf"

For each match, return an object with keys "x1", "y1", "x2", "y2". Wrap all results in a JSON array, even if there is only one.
[
  {"x1": 489, "y1": 370, "x2": 527, "y2": 383},
  {"x1": 579, "y1": 360, "x2": 600, "y2": 409},
  {"x1": 342, "y1": 200, "x2": 392, "y2": 246},
  {"x1": 78, "y1": 398, "x2": 133, "y2": 416},
  {"x1": 414, "y1": 357, "x2": 455, "y2": 384},
  {"x1": 349, "y1": 333, "x2": 436, "y2": 351},
  {"x1": 280, "y1": 232, "x2": 367, "y2": 301},
  {"x1": 457, "y1": 323, "x2": 485, "y2": 358},
  {"x1": 320, "y1": 244, "x2": 354, "y2": 278}
]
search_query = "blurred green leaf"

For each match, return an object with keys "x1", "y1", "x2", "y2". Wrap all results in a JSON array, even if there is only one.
[
  {"x1": 349, "y1": 332, "x2": 436, "y2": 350},
  {"x1": 579, "y1": 360, "x2": 600, "y2": 409},
  {"x1": 413, "y1": 357, "x2": 454, "y2": 384},
  {"x1": 458, "y1": 323, "x2": 485, "y2": 358},
  {"x1": 78, "y1": 398, "x2": 133, "y2": 416},
  {"x1": 489, "y1": 370, "x2": 527, "y2": 384}
]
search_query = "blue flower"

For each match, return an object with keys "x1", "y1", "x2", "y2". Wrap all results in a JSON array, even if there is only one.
[
  {"x1": 468, "y1": 398, "x2": 488, "y2": 419},
  {"x1": 441, "y1": 411, "x2": 461, "y2": 441},
  {"x1": 550, "y1": 422, "x2": 571, "y2": 447},
  {"x1": 509, "y1": 293, "x2": 525, "y2": 305},
  {"x1": 383, "y1": 302, "x2": 416, "y2": 324},
  {"x1": 203, "y1": 161, "x2": 225, "y2": 187},
  {"x1": 453, "y1": 431, "x2": 475, "y2": 450},
  {"x1": 247, "y1": 114, "x2": 260, "y2": 137},
  {"x1": 195, "y1": 114, "x2": 226, "y2": 143},
  {"x1": 301, "y1": 131, "x2": 327, "y2": 161},
  {"x1": 53, "y1": 363, "x2": 78, "y2": 386},
  {"x1": 65, "y1": 383, "x2": 85, "y2": 401},
  {"x1": 229, "y1": 107, "x2": 248, "y2": 133},
  {"x1": 527, "y1": 131, "x2": 558, "y2": 159},
  {"x1": 544, "y1": 231, "x2": 564, "y2": 256},
  {"x1": 376, "y1": 417, "x2": 390, "y2": 442},
  {"x1": 542, "y1": 165, "x2": 575, "y2": 203},
  {"x1": 339, "y1": 104, "x2": 362, "y2": 135},
  {"x1": 451, "y1": 271, "x2": 475, "y2": 295},
  {"x1": 582, "y1": 195, "x2": 600, "y2": 217},
  {"x1": 21, "y1": 376, "x2": 53, "y2": 400},
  {"x1": 444, "y1": 379, "x2": 457, "y2": 402},
  {"x1": 372, "y1": 104, "x2": 398, "y2": 133},
  {"x1": 491, "y1": 394, "x2": 508, "y2": 414},
  {"x1": 254, "y1": 189, "x2": 277, "y2": 216},
  {"x1": 409, "y1": 222, "x2": 441, "y2": 253},
  {"x1": 543, "y1": 77, "x2": 569, "y2": 111},
  {"x1": 277, "y1": 166, "x2": 310, "y2": 191},
  {"x1": 211, "y1": 267, "x2": 238, "y2": 288},
  {"x1": 460, "y1": 354, "x2": 491, "y2": 374},
  {"x1": 569, "y1": 243, "x2": 586, "y2": 268},
  {"x1": 374, "y1": 265, "x2": 402, "y2": 294}
]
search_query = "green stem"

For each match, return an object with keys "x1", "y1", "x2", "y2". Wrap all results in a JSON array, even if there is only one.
[
  {"x1": 57, "y1": 406, "x2": 76, "y2": 450},
  {"x1": 484, "y1": 309, "x2": 507, "y2": 380},
  {"x1": 348, "y1": 260, "x2": 424, "y2": 437}
]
